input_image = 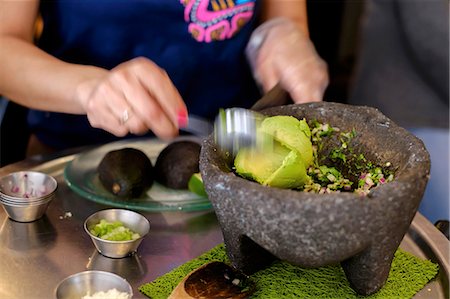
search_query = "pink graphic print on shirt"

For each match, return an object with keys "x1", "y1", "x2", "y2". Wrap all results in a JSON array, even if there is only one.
[{"x1": 180, "y1": 0, "x2": 256, "y2": 43}]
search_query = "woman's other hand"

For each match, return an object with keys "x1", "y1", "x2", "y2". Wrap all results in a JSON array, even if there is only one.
[
  {"x1": 246, "y1": 0, "x2": 329, "y2": 103},
  {"x1": 246, "y1": 16, "x2": 329, "y2": 104},
  {"x1": 75, "y1": 57, "x2": 187, "y2": 139}
]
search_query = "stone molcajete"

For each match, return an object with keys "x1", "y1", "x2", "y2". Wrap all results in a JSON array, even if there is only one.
[{"x1": 199, "y1": 102, "x2": 430, "y2": 295}]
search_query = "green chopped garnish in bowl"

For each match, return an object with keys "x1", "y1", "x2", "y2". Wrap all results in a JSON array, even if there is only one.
[{"x1": 89, "y1": 219, "x2": 140, "y2": 241}]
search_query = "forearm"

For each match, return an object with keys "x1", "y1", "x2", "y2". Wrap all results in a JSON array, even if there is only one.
[
  {"x1": 0, "y1": 36, "x2": 107, "y2": 114},
  {"x1": 261, "y1": 0, "x2": 308, "y2": 35}
]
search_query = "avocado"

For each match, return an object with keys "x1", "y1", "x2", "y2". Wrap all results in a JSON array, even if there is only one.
[
  {"x1": 235, "y1": 141, "x2": 289, "y2": 185},
  {"x1": 97, "y1": 147, "x2": 154, "y2": 198},
  {"x1": 260, "y1": 115, "x2": 313, "y2": 167},
  {"x1": 155, "y1": 140, "x2": 201, "y2": 189},
  {"x1": 235, "y1": 140, "x2": 309, "y2": 189},
  {"x1": 234, "y1": 115, "x2": 313, "y2": 189}
]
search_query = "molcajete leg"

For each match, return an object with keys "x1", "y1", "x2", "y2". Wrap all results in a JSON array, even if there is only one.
[
  {"x1": 341, "y1": 245, "x2": 394, "y2": 295},
  {"x1": 222, "y1": 229, "x2": 275, "y2": 275}
]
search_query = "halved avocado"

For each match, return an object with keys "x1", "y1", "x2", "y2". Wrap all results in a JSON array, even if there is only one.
[
  {"x1": 235, "y1": 141, "x2": 309, "y2": 189},
  {"x1": 234, "y1": 115, "x2": 313, "y2": 189},
  {"x1": 260, "y1": 115, "x2": 313, "y2": 167}
]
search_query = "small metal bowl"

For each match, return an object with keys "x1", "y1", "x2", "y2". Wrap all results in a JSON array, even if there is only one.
[
  {"x1": 1, "y1": 199, "x2": 53, "y2": 223},
  {"x1": 55, "y1": 270, "x2": 133, "y2": 299},
  {"x1": 0, "y1": 171, "x2": 57, "y2": 222},
  {"x1": 84, "y1": 209, "x2": 150, "y2": 258},
  {"x1": 0, "y1": 171, "x2": 57, "y2": 200}
]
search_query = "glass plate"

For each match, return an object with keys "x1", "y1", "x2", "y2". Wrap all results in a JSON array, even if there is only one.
[{"x1": 64, "y1": 137, "x2": 212, "y2": 212}]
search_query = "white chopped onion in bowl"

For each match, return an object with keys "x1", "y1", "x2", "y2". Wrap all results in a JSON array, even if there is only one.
[{"x1": 82, "y1": 288, "x2": 131, "y2": 299}]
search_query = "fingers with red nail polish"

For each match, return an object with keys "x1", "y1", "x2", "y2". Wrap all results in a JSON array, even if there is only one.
[{"x1": 177, "y1": 109, "x2": 189, "y2": 128}]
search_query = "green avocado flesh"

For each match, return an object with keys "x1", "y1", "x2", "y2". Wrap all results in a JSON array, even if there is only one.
[
  {"x1": 260, "y1": 115, "x2": 313, "y2": 167},
  {"x1": 234, "y1": 116, "x2": 311, "y2": 189}
]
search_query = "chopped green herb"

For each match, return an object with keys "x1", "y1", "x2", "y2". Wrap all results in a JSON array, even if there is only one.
[{"x1": 306, "y1": 119, "x2": 394, "y2": 195}]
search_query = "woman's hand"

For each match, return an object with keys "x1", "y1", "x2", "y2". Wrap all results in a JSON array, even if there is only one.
[
  {"x1": 76, "y1": 57, "x2": 187, "y2": 139},
  {"x1": 246, "y1": 17, "x2": 329, "y2": 103},
  {"x1": 0, "y1": 1, "x2": 187, "y2": 140}
]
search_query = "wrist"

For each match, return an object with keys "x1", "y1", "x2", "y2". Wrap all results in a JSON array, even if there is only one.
[{"x1": 73, "y1": 67, "x2": 107, "y2": 114}]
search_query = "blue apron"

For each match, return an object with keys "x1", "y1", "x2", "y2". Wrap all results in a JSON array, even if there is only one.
[{"x1": 31, "y1": 0, "x2": 260, "y2": 149}]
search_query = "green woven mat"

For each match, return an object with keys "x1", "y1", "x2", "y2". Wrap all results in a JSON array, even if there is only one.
[{"x1": 139, "y1": 244, "x2": 439, "y2": 299}]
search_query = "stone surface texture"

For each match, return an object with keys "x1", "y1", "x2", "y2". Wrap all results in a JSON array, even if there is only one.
[{"x1": 199, "y1": 102, "x2": 431, "y2": 295}]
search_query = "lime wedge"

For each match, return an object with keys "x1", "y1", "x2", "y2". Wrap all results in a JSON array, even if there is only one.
[{"x1": 188, "y1": 173, "x2": 208, "y2": 197}]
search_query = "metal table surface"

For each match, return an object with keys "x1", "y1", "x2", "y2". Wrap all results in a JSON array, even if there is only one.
[{"x1": 0, "y1": 151, "x2": 448, "y2": 299}]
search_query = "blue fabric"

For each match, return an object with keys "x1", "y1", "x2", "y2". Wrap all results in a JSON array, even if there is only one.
[
  {"x1": 31, "y1": 0, "x2": 261, "y2": 149},
  {"x1": 410, "y1": 128, "x2": 450, "y2": 224}
]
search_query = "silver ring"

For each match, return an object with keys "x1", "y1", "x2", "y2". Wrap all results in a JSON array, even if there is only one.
[{"x1": 121, "y1": 109, "x2": 130, "y2": 124}]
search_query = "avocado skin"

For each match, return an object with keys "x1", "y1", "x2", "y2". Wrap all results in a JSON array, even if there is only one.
[
  {"x1": 98, "y1": 147, "x2": 154, "y2": 198},
  {"x1": 155, "y1": 141, "x2": 201, "y2": 189}
]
